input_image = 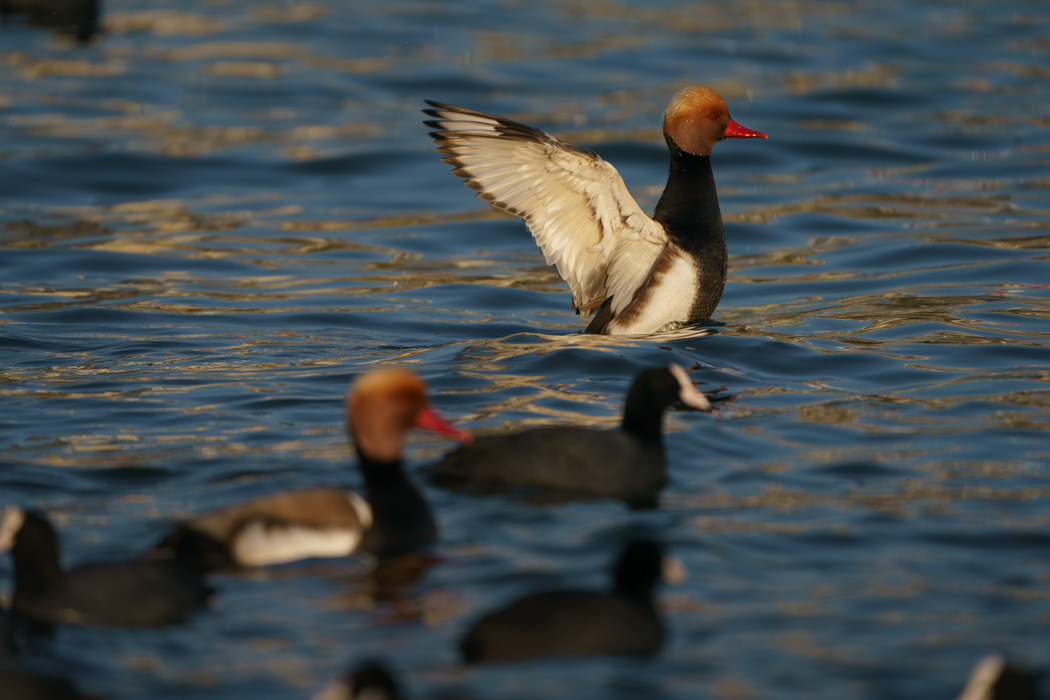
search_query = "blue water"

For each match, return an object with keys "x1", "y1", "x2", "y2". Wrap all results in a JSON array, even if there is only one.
[{"x1": 1, "y1": 0, "x2": 1049, "y2": 698}]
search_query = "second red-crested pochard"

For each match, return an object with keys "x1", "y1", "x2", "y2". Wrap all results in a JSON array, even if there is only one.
[
  {"x1": 424, "y1": 86, "x2": 766, "y2": 335},
  {"x1": 153, "y1": 370, "x2": 470, "y2": 572},
  {"x1": 428, "y1": 364, "x2": 711, "y2": 504}
]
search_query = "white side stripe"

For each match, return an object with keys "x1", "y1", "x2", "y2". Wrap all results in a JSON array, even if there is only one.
[
  {"x1": 346, "y1": 491, "x2": 373, "y2": 529},
  {"x1": 233, "y1": 521, "x2": 363, "y2": 567}
]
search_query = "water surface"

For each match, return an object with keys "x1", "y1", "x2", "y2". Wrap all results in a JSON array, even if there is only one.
[{"x1": 1, "y1": 1, "x2": 1049, "y2": 698}]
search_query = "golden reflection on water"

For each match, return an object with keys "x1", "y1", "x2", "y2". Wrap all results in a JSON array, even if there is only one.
[
  {"x1": 379, "y1": 326, "x2": 714, "y2": 382},
  {"x1": 1, "y1": 0, "x2": 1029, "y2": 168},
  {"x1": 250, "y1": 4, "x2": 328, "y2": 24},
  {"x1": 5, "y1": 192, "x2": 1047, "y2": 443},
  {"x1": 1, "y1": 4, "x2": 1047, "y2": 697},
  {"x1": 782, "y1": 63, "x2": 898, "y2": 94},
  {"x1": 730, "y1": 189, "x2": 1022, "y2": 227},
  {"x1": 103, "y1": 10, "x2": 226, "y2": 35},
  {"x1": 558, "y1": 0, "x2": 848, "y2": 34},
  {"x1": 2, "y1": 52, "x2": 125, "y2": 78},
  {"x1": 687, "y1": 481, "x2": 1050, "y2": 525},
  {"x1": 2, "y1": 2, "x2": 1045, "y2": 469},
  {"x1": 0, "y1": 0, "x2": 932, "y2": 159}
]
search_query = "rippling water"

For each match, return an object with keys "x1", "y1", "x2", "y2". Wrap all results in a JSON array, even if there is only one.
[{"x1": 1, "y1": 0, "x2": 1049, "y2": 698}]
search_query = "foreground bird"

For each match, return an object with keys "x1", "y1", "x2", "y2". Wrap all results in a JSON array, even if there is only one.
[
  {"x1": 0, "y1": 669, "x2": 94, "y2": 700},
  {"x1": 460, "y1": 540, "x2": 672, "y2": 663},
  {"x1": 0, "y1": 508, "x2": 210, "y2": 627},
  {"x1": 0, "y1": 0, "x2": 99, "y2": 41},
  {"x1": 428, "y1": 363, "x2": 711, "y2": 503},
  {"x1": 311, "y1": 661, "x2": 403, "y2": 700},
  {"x1": 153, "y1": 370, "x2": 470, "y2": 572},
  {"x1": 956, "y1": 655, "x2": 1041, "y2": 700},
  {"x1": 424, "y1": 85, "x2": 766, "y2": 334}
]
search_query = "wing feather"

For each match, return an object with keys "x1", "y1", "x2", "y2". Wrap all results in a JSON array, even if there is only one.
[{"x1": 424, "y1": 100, "x2": 667, "y2": 315}]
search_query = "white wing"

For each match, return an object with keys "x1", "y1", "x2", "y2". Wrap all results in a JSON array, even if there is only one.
[{"x1": 424, "y1": 101, "x2": 668, "y2": 316}]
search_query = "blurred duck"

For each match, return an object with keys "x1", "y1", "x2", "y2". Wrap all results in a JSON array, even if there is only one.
[
  {"x1": 0, "y1": 0, "x2": 99, "y2": 41},
  {"x1": 312, "y1": 661, "x2": 404, "y2": 700},
  {"x1": 0, "y1": 508, "x2": 210, "y2": 628},
  {"x1": 424, "y1": 85, "x2": 766, "y2": 335},
  {"x1": 0, "y1": 605, "x2": 11, "y2": 654},
  {"x1": 311, "y1": 660, "x2": 470, "y2": 700},
  {"x1": 2, "y1": 599, "x2": 96, "y2": 699},
  {"x1": 153, "y1": 370, "x2": 470, "y2": 572},
  {"x1": 957, "y1": 655, "x2": 1041, "y2": 700},
  {"x1": 0, "y1": 669, "x2": 94, "y2": 700},
  {"x1": 460, "y1": 540, "x2": 677, "y2": 663},
  {"x1": 428, "y1": 364, "x2": 711, "y2": 503}
]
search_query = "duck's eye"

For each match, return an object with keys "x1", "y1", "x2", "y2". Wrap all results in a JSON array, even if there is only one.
[{"x1": 708, "y1": 112, "x2": 719, "y2": 120}]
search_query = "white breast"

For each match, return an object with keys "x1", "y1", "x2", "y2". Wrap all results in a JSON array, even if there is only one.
[
  {"x1": 233, "y1": 522, "x2": 363, "y2": 567},
  {"x1": 604, "y1": 252, "x2": 699, "y2": 335},
  {"x1": 231, "y1": 492, "x2": 372, "y2": 567}
]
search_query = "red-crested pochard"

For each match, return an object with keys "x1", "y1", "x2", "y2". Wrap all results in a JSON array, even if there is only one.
[
  {"x1": 153, "y1": 370, "x2": 470, "y2": 572},
  {"x1": 424, "y1": 86, "x2": 766, "y2": 334},
  {"x1": 428, "y1": 364, "x2": 711, "y2": 504}
]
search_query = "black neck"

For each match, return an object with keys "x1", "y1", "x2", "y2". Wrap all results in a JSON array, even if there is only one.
[
  {"x1": 653, "y1": 140, "x2": 728, "y2": 320},
  {"x1": 621, "y1": 407, "x2": 664, "y2": 445},
  {"x1": 613, "y1": 563, "x2": 658, "y2": 608},
  {"x1": 653, "y1": 140, "x2": 725, "y2": 247},
  {"x1": 356, "y1": 450, "x2": 414, "y2": 497},
  {"x1": 13, "y1": 513, "x2": 64, "y2": 595},
  {"x1": 620, "y1": 384, "x2": 667, "y2": 445},
  {"x1": 356, "y1": 449, "x2": 435, "y2": 556},
  {"x1": 613, "y1": 574, "x2": 657, "y2": 608}
]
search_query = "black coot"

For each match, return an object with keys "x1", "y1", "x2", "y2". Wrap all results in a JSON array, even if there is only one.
[
  {"x1": 956, "y1": 655, "x2": 1041, "y2": 700},
  {"x1": 0, "y1": 669, "x2": 94, "y2": 700},
  {"x1": 430, "y1": 364, "x2": 711, "y2": 503},
  {"x1": 460, "y1": 540, "x2": 670, "y2": 663},
  {"x1": 0, "y1": 508, "x2": 211, "y2": 627}
]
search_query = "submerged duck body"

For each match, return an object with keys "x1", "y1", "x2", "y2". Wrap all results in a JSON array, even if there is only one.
[
  {"x1": 424, "y1": 85, "x2": 766, "y2": 334},
  {"x1": 0, "y1": 508, "x2": 210, "y2": 628},
  {"x1": 428, "y1": 364, "x2": 710, "y2": 502},
  {"x1": 154, "y1": 370, "x2": 470, "y2": 572}
]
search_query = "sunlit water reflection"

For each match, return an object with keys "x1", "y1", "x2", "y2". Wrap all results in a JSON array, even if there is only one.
[{"x1": 1, "y1": 0, "x2": 1049, "y2": 698}]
